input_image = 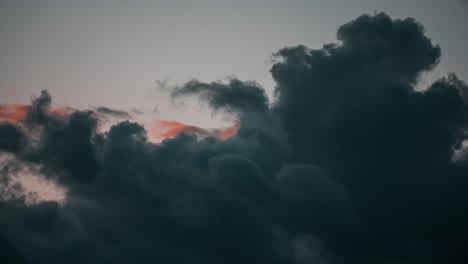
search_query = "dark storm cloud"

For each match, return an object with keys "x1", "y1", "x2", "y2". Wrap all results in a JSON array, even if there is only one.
[
  {"x1": 1, "y1": 12, "x2": 468, "y2": 264},
  {"x1": 270, "y1": 13, "x2": 468, "y2": 263}
]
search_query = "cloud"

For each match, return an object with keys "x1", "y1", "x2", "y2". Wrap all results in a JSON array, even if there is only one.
[
  {"x1": 0, "y1": 93, "x2": 71, "y2": 125},
  {"x1": 94, "y1": 107, "x2": 132, "y2": 119},
  {"x1": 0, "y1": 104, "x2": 30, "y2": 123},
  {"x1": 150, "y1": 119, "x2": 240, "y2": 141},
  {"x1": 1, "y1": 12, "x2": 468, "y2": 264},
  {"x1": 171, "y1": 78, "x2": 269, "y2": 114},
  {"x1": 151, "y1": 119, "x2": 212, "y2": 139},
  {"x1": 216, "y1": 120, "x2": 240, "y2": 140},
  {"x1": 0, "y1": 123, "x2": 27, "y2": 153}
]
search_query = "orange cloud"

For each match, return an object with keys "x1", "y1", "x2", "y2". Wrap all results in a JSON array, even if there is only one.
[
  {"x1": 1, "y1": 103, "x2": 240, "y2": 142},
  {"x1": 151, "y1": 120, "x2": 209, "y2": 140},
  {"x1": 0, "y1": 103, "x2": 70, "y2": 123},
  {"x1": 0, "y1": 104, "x2": 30, "y2": 123},
  {"x1": 217, "y1": 120, "x2": 240, "y2": 140},
  {"x1": 150, "y1": 119, "x2": 239, "y2": 141}
]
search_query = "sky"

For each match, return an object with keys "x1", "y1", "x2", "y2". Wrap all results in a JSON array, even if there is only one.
[
  {"x1": 1, "y1": 0, "x2": 467, "y2": 127},
  {"x1": 2, "y1": 1, "x2": 468, "y2": 264}
]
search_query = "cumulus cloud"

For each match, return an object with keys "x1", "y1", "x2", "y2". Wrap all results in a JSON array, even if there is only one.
[{"x1": 1, "y1": 12, "x2": 468, "y2": 264}]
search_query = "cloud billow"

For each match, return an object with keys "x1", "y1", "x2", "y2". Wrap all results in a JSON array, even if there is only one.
[{"x1": 1, "y1": 12, "x2": 468, "y2": 264}]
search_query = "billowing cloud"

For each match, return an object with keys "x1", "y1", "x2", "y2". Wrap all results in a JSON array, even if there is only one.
[{"x1": 1, "y1": 12, "x2": 468, "y2": 264}]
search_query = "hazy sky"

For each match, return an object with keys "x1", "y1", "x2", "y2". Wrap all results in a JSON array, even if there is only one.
[{"x1": 1, "y1": 0, "x2": 467, "y2": 126}]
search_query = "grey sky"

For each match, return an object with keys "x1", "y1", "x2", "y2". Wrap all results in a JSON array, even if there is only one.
[{"x1": 1, "y1": 0, "x2": 467, "y2": 126}]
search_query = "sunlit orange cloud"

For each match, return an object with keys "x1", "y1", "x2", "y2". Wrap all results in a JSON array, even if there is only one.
[
  {"x1": 0, "y1": 104, "x2": 30, "y2": 123},
  {"x1": 152, "y1": 120, "x2": 210, "y2": 140},
  {"x1": 150, "y1": 119, "x2": 239, "y2": 141},
  {"x1": 217, "y1": 120, "x2": 240, "y2": 140},
  {"x1": 1, "y1": 103, "x2": 240, "y2": 142},
  {"x1": 0, "y1": 104, "x2": 71, "y2": 123}
]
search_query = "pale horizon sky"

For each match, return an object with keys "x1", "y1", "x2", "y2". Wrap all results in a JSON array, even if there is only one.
[{"x1": 1, "y1": 0, "x2": 467, "y2": 127}]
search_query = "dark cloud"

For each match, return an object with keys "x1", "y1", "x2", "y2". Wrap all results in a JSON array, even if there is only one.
[
  {"x1": 35, "y1": 110, "x2": 101, "y2": 188},
  {"x1": 1, "y1": 12, "x2": 468, "y2": 264},
  {"x1": 23, "y1": 90, "x2": 55, "y2": 128},
  {"x1": 171, "y1": 78, "x2": 269, "y2": 114},
  {"x1": 94, "y1": 107, "x2": 132, "y2": 119},
  {"x1": 270, "y1": 13, "x2": 468, "y2": 263},
  {"x1": 0, "y1": 122, "x2": 26, "y2": 153}
]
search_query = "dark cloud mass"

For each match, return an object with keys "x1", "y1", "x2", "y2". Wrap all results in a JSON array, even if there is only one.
[{"x1": 1, "y1": 12, "x2": 468, "y2": 263}]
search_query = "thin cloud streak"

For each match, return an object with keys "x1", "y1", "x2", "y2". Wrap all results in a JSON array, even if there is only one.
[{"x1": 151, "y1": 119, "x2": 240, "y2": 141}]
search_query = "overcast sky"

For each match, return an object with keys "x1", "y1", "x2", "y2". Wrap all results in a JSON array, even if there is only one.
[{"x1": 1, "y1": 0, "x2": 467, "y2": 126}]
